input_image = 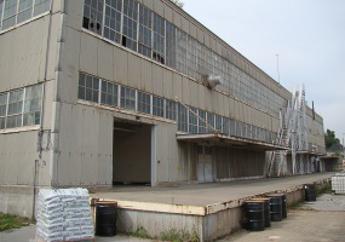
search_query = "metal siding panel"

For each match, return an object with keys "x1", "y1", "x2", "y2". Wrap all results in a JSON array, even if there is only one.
[{"x1": 80, "y1": 33, "x2": 98, "y2": 76}]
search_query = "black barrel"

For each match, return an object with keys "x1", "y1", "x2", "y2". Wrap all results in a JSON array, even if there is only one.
[
  {"x1": 96, "y1": 203, "x2": 117, "y2": 236},
  {"x1": 244, "y1": 201, "x2": 265, "y2": 231},
  {"x1": 251, "y1": 198, "x2": 271, "y2": 227},
  {"x1": 267, "y1": 194, "x2": 283, "y2": 222},
  {"x1": 282, "y1": 195, "x2": 288, "y2": 219},
  {"x1": 305, "y1": 185, "x2": 317, "y2": 202}
]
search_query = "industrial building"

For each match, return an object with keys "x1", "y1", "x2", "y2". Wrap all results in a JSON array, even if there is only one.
[{"x1": 0, "y1": 0, "x2": 326, "y2": 218}]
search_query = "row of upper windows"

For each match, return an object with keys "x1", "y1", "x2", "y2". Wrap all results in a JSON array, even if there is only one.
[
  {"x1": 78, "y1": 72, "x2": 278, "y2": 145},
  {"x1": 82, "y1": 0, "x2": 287, "y2": 118},
  {"x1": 0, "y1": 84, "x2": 42, "y2": 130},
  {"x1": 0, "y1": 0, "x2": 51, "y2": 31}
]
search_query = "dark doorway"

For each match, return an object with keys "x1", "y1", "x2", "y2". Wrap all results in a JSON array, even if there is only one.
[{"x1": 113, "y1": 119, "x2": 152, "y2": 185}]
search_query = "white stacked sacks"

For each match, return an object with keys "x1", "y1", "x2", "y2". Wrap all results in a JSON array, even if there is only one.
[
  {"x1": 36, "y1": 188, "x2": 94, "y2": 242},
  {"x1": 332, "y1": 173, "x2": 345, "y2": 194}
]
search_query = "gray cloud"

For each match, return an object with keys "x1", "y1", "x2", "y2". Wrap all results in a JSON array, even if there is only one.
[{"x1": 184, "y1": 0, "x2": 345, "y2": 139}]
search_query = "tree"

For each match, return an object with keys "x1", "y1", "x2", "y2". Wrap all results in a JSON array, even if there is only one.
[
  {"x1": 170, "y1": 0, "x2": 184, "y2": 8},
  {"x1": 325, "y1": 129, "x2": 344, "y2": 152}
]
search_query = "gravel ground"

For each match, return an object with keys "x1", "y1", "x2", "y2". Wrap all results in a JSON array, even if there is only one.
[{"x1": 220, "y1": 194, "x2": 345, "y2": 242}]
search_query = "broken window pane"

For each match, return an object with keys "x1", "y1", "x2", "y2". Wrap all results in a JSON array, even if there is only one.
[
  {"x1": 83, "y1": 0, "x2": 104, "y2": 35},
  {"x1": 104, "y1": 0, "x2": 122, "y2": 43}
]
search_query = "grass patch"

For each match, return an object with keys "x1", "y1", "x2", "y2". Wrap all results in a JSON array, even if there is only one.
[
  {"x1": 160, "y1": 229, "x2": 199, "y2": 242},
  {"x1": 0, "y1": 213, "x2": 31, "y2": 232},
  {"x1": 316, "y1": 182, "x2": 332, "y2": 196},
  {"x1": 128, "y1": 227, "x2": 152, "y2": 239}
]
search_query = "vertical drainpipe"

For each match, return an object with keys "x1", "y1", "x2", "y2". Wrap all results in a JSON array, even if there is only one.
[{"x1": 50, "y1": 0, "x2": 66, "y2": 188}]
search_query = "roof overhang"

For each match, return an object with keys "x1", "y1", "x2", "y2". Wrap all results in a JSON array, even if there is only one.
[{"x1": 176, "y1": 133, "x2": 288, "y2": 151}]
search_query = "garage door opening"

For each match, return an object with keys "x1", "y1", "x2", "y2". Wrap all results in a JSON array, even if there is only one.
[{"x1": 113, "y1": 119, "x2": 152, "y2": 186}]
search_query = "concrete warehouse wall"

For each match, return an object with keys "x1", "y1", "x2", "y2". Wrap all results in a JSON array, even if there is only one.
[{"x1": 0, "y1": 0, "x2": 327, "y2": 215}]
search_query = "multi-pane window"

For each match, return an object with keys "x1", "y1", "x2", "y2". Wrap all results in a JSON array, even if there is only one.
[
  {"x1": 188, "y1": 107, "x2": 197, "y2": 134},
  {"x1": 6, "y1": 89, "x2": 24, "y2": 128},
  {"x1": 17, "y1": 0, "x2": 33, "y2": 23},
  {"x1": 165, "y1": 99, "x2": 176, "y2": 121},
  {"x1": 23, "y1": 85, "x2": 42, "y2": 126},
  {"x1": 230, "y1": 119, "x2": 236, "y2": 136},
  {"x1": 83, "y1": 0, "x2": 104, "y2": 35},
  {"x1": 104, "y1": 0, "x2": 122, "y2": 44},
  {"x1": 0, "y1": 93, "x2": 7, "y2": 129},
  {"x1": 198, "y1": 110, "x2": 207, "y2": 133},
  {"x1": 166, "y1": 21, "x2": 176, "y2": 68},
  {"x1": 120, "y1": 86, "x2": 136, "y2": 110},
  {"x1": 122, "y1": 0, "x2": 138, "y2": 51},
  {"x1": 79, "y1": 1, "x2": 288, "y2": 117},
  {"x1": 0, "y1": 85, "x2": 42, "y2": 130},
  {"x1": 207, "y1": 112, "x2": 214, "y2": 133},
  {"x1": 33, "y1": 0, "x2": 50, "y2": 16},
  {"x1": 153, "y1": 13, "x2": 165, "y2": 64},
  {"x1": 0, "y1": 0, "x2": 3, "y2": 30},
  {"x1": 223, "y1": 117, "x2": 230, "y2": 136},
  {"x1": 215, "y1": 114, "x2": 222, "y2": 132},
  {"x1": 138, "y1": 4, "x2": 152, "y2": 58},
  {"x1": 137, "y1": 91, "x2": 151, "y2": 114},
  {"x1": 153, "y1": 96, "x2": 164, "y2": 117},
  {"x1": 176, "y1": 29, "x2": 187, "y2": 74},
  {"x1": 78, "y1": 73, "x2": 99, "y2": 103},
  {"x1": 177, "y1": 103, "x2": 188, "y2": 132},
  {"x1": 0, "y1": 0, "x2": 51, "y2": 31},
  {"x1": 101, "y1": 80, "x2": 118, "y2": 107},
  {"x1": 2, "y1": 0, "x2": 18, "y2": 29}
]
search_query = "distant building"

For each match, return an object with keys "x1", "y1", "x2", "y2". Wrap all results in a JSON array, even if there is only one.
[{"x1": 0, "y1": 0, "x2": 326, "y2": 217}]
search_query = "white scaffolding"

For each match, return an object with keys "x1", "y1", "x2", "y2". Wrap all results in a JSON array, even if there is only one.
[{"x1": 267, "y1": 85, "x2": 309, "y2": 177}]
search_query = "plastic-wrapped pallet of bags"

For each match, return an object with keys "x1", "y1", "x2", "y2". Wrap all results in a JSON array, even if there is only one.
[{"x1": 36, "y1": 188, "x2": 94, "y2": 242}]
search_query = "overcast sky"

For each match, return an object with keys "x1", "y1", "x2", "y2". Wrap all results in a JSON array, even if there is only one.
[{"x1": 184, "y1": 0, "x2": 345, "y2": 140}]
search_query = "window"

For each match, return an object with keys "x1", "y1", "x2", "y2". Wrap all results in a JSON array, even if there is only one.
[
  {"x1": 78, "y1": 73, "x2": 99, "y2": 103},
  {"x1": 17, "y1": 0, "x2": 33, "y2": 24},
  {"x1": 153, "y1": 96, "x2": 164, "y2": 117},
  {"x1": 223, "y1": 117, "x2": 230, "y2": 136},
  {"x1": 235, "y1": 121, "x2": 242, "y2": 137},
  {"x1": 206, "y1": 112, "x2": 214, "y2": 133},
  {"x1": 176, "y1": 29, "x2": 187, "y2": 75},
  {"x1": 120, "y1": 86, "x2": 135, "y2": 110},
  {"x1": 165, "y1": 99, "x2": 176, "y2": 121},
  {"x1": 6, "y1": 89, "x2": 24, "y2": 128},
  {"x1": 83, "y1": 0, "x2": 104, "y2": 35},
  {"x1": 153, "y1": 13, "x2": 165, "y2": 64},
  {"x1": 215, "y1": 114, "x2": 222, "y2": 132},
  {"x1": 166, "y1": 21, "x2": 176, "y2": 68},
  {"x1": 198, "y1": 110, "x2": 207, "y2": 133},
  {"x1": 2, "y1": 0, "x2": 17, "y2": 29},
  {"x1": 137, "y1": 91, "x2": 151, "y2": 114},
  {"x1": 0, "y1": 0, "x2": 3, "y2": 30},
  {"x1": 230, "y1": 119, "x2": 236, "y2": 136},
  {"x1": 177, "y1": 103, "x2": 187, "y2": 132},
  {"x1": 189, "y1": 107, "x2": 197, "y2": 134},
  {"x1": 104, "y1": 0, "x2": 122, "y2": 44},
  {"x1": 138, "y1": 4, "x2": 152, "y2": 58},
  {"x1": 122, "y1": 0, "x2": 138, "y2": 51},
  {"x1": 33, "y1": 0, "x2": 50, "y2": 16},
  {"x1": 101, "y1": 80, "x2": 118, "y2": 107},
  {"x1": 0, "y1": 92, "x2": 7, "y2": 129},
  {"x1": 23, "y1": 85, "x2": 42, "y2": 126}
]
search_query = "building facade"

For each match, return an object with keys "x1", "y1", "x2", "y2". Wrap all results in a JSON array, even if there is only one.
[{"x1": 0, "y1": 0, "x2": 326, "y2": 217}]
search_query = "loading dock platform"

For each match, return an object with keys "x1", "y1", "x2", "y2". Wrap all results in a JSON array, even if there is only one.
[{"x1": 90, "y1": 173, "x2": 332, "y2": 241}]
